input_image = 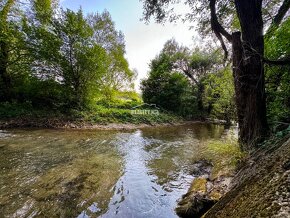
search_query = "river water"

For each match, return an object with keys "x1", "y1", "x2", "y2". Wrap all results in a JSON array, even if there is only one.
[{"x1": 0, "y1": 123, "x2": 236, "y2": 218}]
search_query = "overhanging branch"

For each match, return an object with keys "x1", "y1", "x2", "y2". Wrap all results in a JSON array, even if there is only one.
[
  {"x1": 264, "y1": 57, "x2": 290, "y2": 66},
  {"x1": 267, "y1": 0, "x2": 290, "y2": 34},
  {"x1": 272, "y1": 0, "x2": 290, "y2": 27},
  {"x1": 209, "y1": 0, "x2": 232, "y2": 60},
  {"x1": 209, "y1": 0, "x2": 232, "y2": 42}
]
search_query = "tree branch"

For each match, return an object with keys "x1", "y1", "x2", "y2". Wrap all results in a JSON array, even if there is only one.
[
  {"x1": 214, "y1": 31, "x2": 229, "y2": 60},
  {"x1": 209, "y1": 0, "x2": 232, "y2": 60},
  {"x1": 182, "y1": 69, "x2": 198, "y2": 85},
  {"x1": 264, "y1": 57, "x2": 290, "y2": 65},
  {"x1": 267, "y1": 0, "x2": 290, "y2": 34},
  {"x1": 273, "y1": 0, "x2": 290, "y2": 27},
  {"x1": 209, "y1": 0, "x2": 232, "y2": 42}
]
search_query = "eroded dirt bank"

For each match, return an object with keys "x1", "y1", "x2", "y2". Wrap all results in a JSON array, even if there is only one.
[
  {"x1": 0, "y1": 118, "x2": 186, "y2": 130},
  {"x1": 176, "y1": 133, "x2": 290, "y2": 218},
  {"x1": 203, "y1": 134, "x2": 290, "y2": 217},
  {"x1": 0, "y1": 118, "x2": 227, "y2": 130}
]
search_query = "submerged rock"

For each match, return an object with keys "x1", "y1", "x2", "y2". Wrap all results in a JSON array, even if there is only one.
[{"x1": 176, "y1": 193, "x2": 217, "y2": 218}]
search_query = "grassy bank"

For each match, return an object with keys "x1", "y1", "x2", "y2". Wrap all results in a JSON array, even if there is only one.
[{"x1": 0, "y1": 102, "x2": 183, "y2": 128}]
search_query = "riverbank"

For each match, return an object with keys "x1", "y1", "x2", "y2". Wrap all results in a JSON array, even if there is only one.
[
  {"x1": 177, "y1": 131, "x2": 290, "y2": 217},
  {"x1": 204, "y1": 132, "x2": 290, "y2": 217},
  {"x1": 0, "y1": 117, "x2": 196, "y2": 130},
  {"x1": 0, "y1": 117, "x2": 230, "y2": 130},
  {"x1": 0, "y1": 102, "x2": 186, "y2": 129},
  {"x1": 0, "y1": 100, "x2": 233, "y2": 130},
  {"x1": 175, "y1": 137, "x2": 243, "y2": 217}
]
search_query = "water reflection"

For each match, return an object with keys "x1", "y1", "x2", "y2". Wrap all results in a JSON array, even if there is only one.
[
  {"x1": 101, "y1": 130, "x2": 179, "y2": 218},
  {"x1": 0, "y1": 123, "x2": 234, "y2": 217}
]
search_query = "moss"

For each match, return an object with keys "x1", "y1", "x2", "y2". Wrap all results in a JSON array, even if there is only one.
[
  {"x1": 190, "y1": 178, "x2": 207, "y2": 194},
  {"x1": 200, "y1": 140, "x2": 244, "y2": 179},
  {"x1": 31, "y1": 152, "x2": 122, "y2": 217},
  {"x1": 208, "y1": 191, "x2": 222, "y2": 200},
  {"x1": 176, "y1": 135, "x2": 244, "y2": 217},
  {"x1": 204, "y1": 135, "x2": 290, "y2": 217}
]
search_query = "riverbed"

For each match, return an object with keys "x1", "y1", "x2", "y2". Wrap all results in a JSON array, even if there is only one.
[{"x1": 0, "y1": 123, "x2": 237, "y2": 218}]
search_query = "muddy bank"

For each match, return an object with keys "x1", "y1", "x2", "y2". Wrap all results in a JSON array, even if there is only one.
[
  {"x1": 0, "y1": 118, "x2": 180, "y2": 129},
  {"x1": 204, "y1": 134, "x2": 290, "y2": 217},
  {"x1": 176, "y1": 160, "x2": 234, "y2": 218},
  {"x1": 179, "y1": 133, "x2": 290, "y2": 218},
  {"x1": 176, "y1": 136, "x2": 242, "y2": 217},
  {"x1": 0, "y1": 118, "x2": 228, "y2": 130}
]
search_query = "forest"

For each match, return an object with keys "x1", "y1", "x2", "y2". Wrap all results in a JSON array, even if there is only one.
[
  {"x1": 1, "y1": 0, "x2": 289, "y2": 146},
  {"x1": 0, "y1": 0, "x2": 146, "y2": 123}
]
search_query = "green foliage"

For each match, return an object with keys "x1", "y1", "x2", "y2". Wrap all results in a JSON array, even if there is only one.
[
  {"x1": 0, "y1": 101, "x2": 62, "y2": 118},
  {"x1": 265, "y1": 18, "x2": 290, "y2": 124},
  {"x1": 201, "y1": 139, "x2": 244, "y2": 179},
  {"x1": 55, "y1": 9, "x2": 109, "y2": 107},
  {"x1": 0, "y1": 101, "x2": 34, "y2": 118},
  {"x1": 33, "y1": 0, "x2": 53, "y2": 24},
  {"x1": 203, "y1": 66, "x2": 236, "y2": 123},
  {"x1": 87, "y1": 11, "x2": 135, "y2": 99},
  {"x1": 141, "y1": 39, "x2": 233, "y2": 120},
  {"x1": 0, "y1": 1, "x2": 146, "y2": 126},
  {"x1": 95, "y1": 93, "x2": 141, "y2": 110},
  {"x1": 0, "y1": 1, "x2": 137, "y2": 116},
  {"x1": 0, "y1": 100, "x2": 180, "y2": 125},
  {"x1": 141, "y1": 52, "x2": 195, "y2": 117},
  {"x1": 0, "y1": 0, "x2": 28, "y2": 101},
  {"x1": 73, "y1": 105, "x2": 180, "y2": 125},
  {"x1": 142, "y1": 0, "x2": 284, "y2": 39}
]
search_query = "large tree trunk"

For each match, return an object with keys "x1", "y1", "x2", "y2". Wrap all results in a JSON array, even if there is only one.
[{"x1": 233, "y1": 0, "x2": 268, "y2": 148}]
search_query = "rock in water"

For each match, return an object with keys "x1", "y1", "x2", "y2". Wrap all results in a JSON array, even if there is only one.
[
  {"x1": 176, "y1": 193, "x2": 217, "y2": 218},
  {"x1": 176, "y1": 160, "x2": 229, "y2": 217}
]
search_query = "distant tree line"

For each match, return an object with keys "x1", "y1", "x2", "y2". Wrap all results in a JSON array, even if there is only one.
[
  {"x1": 142, "y1": 0, "x2": 290, "y2": 147},
  {"x1": 141, "y1": 39, "x2": 236, "y2": 123},
  {"x1": 0, "y1": 0, "x2": 135, "y2": 109},
  {"x1": 142, "y1": 26, "x2": 290, "y2": 135}
]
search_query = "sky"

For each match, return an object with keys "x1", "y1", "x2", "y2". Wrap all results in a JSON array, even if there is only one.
[{"x1": 60, "y1": 0, "x2": 197, "y2": 91}]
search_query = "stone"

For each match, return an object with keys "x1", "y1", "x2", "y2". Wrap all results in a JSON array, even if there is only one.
[{"x1": 176, "y1": 193, "x2": 217, "y2": 218}]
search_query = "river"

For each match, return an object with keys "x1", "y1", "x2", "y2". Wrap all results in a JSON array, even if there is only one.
[{"x1": 0, "y1": 123, "x2": 237, "y2": 218}]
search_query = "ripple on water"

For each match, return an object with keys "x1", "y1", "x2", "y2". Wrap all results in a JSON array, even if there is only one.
[{"x1": 0, "y1": 124, "x2": 238, "y2": 217}]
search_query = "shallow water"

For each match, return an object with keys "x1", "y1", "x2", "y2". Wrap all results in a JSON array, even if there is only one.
[{"x1": 0, "y1": 123, "x2": 236, "y2": 218}]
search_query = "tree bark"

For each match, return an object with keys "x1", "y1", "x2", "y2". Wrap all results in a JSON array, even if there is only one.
[
  {"x1": 232, "y1": 32, "x2": 245, "y2": 131},
  {"x1": 233, "y1": 0, "x2": 268, "y2": 147}
]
